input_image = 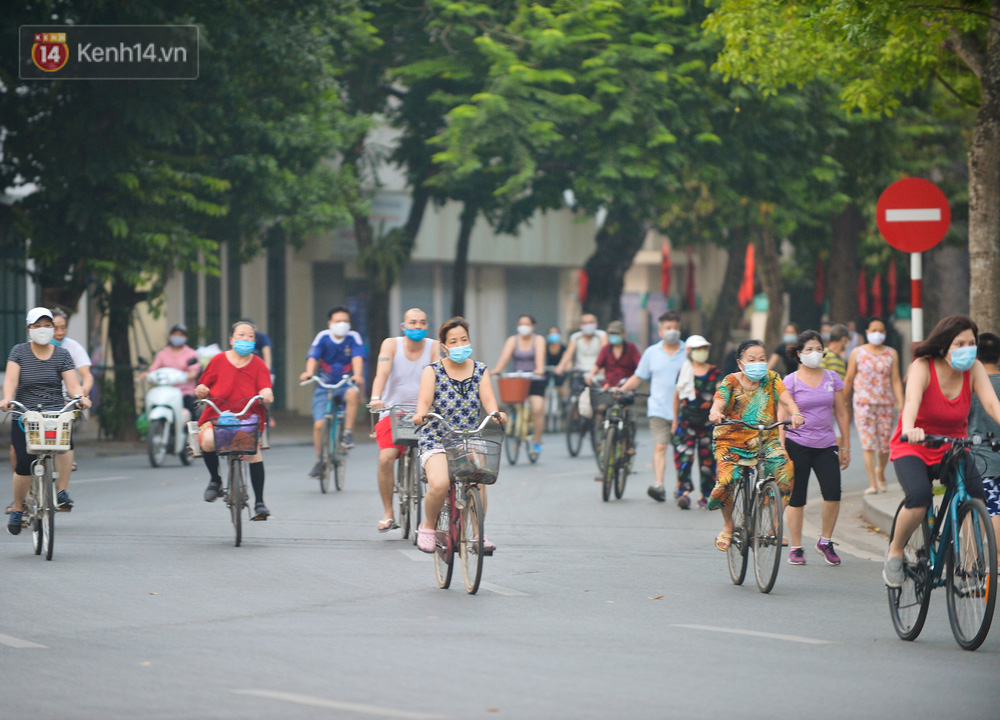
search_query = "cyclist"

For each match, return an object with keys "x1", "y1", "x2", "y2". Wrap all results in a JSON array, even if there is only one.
[
  {"x1": 413, "y1": 317, "x2": 505, "y2": 554},
  {"x1": 301, "y1": 306, "x2": 366, "y2": 478},
  {"x1": 670, "y1": 335, "x2": 721, "y2": 510},
  {"x1": 545, "y1": 326, "x2": 566, "y2": 389},
  {"x1": 884, "y1": 315, "x2": 999, "y2": 587},
  {"x1": 2, "y1": 307, "x2": 92, "y2": 535},
  {"x1": 967, "y1": 332, "x2": 1000, "y2": 540},
  {"x1": 707, "y1": 339, "x2": 803, "y2": 552},
  {"x1": 139, "y1": 324, "x2": 200, "y2": 420},
  {"x1": 196, "y1": 320, "x2": 274, "y2": 520},
  {"x1": 50, "y1": 308, "x2": 93, "y2": 480},
  {"x1": 369, "y1": 308, "x2": 439, "y2": 532},
  {"x1": 618, "y1": 312, "x2": 687, "y2": 502},
  {"x1": 492, "y1": 314, "x2": 546, "y2": 457},
  {"x1": 586, "y1": 320, "x2": 640, "y2": 389}
]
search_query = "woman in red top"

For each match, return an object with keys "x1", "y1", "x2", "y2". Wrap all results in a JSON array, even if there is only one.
[
  {"x1": 884, "y1": 315, "x2": 1000, "y2": 587},
  {"x1": 195, "y1": 321, "x2": 274, "y2": 519}
]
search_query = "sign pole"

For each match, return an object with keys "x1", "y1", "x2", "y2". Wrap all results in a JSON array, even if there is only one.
[{"x1": 910, "y1": 252, "x2": 923, "y2": 345}]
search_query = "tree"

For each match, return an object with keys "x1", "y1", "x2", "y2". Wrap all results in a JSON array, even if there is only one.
[{"x1": 705, "y1": 0, "x2": 1000, "y2": 330}]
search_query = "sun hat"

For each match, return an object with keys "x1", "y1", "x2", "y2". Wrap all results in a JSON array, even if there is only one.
[
  {"x1": 26, "y1": 307, "x2": 54, "y2": 325},
  {"x1": 685, "y1": 334, "x2": 711, "y2": 349}
]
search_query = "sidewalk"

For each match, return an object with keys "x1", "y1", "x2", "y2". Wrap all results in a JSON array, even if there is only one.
[{"x1": 861, "y1": 485, "x2": 904, "y2": 536}]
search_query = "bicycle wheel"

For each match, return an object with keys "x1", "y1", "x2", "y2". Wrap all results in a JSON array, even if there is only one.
[
  {"x1": 460, "y1": 485, "x2": 485, "y2": 594},
  {"x1": 945, "y1": 499, "x2": 997, "y2": 650},
  {"x1": 887, "y1": 501, "x2": 932, "y2": 642},
  {"x1": 505, "y1": 405, "x2": 521, "y2": 465},
  {"x1": 566, "y1": 401, "x2": 584, "y2": 457},
  {"x1": 752, "y1": 479, "x2": 783, "y2": 593},
  {"x1": 433, "y1": 499, "x2": 454, "y2": 589},
  {"x1": 727, "y1": 480, "x2": 749, "y2": 586},
  {"x1": 397, "y1": 451, "x2": 411, "y2": 539},
  {"x1": 318, "y1": 418, "x2": 332, "y2": 494},
  {"x1": 601, "y1": 426, "x2": 617, "y2": 502},
  {"x1": 334, "y1": 419, "x2": 347, "y2": 491},
  {"x1": 30, "y1": 476, "x2": 43, "y2": 556},
  {"x1": 147, "y1": 418, "x2": 169, "y2": 467},
  {"x1": 410, "y1": 458, "x2": 423, "y2": 547},
  {"x1": 42, "y1": 469, "x2": 55, "y2": 561},
  {"x1": 229, "y1": 460, "x2": 243, "y2": 547},
  {"x1": 614, "y1": 431, "x2": 628, "y2": 499}
]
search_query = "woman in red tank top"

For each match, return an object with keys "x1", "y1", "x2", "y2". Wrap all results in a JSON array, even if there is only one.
[{"x1": 884, "y1": 315, "x2": 1000, "y2": 588}]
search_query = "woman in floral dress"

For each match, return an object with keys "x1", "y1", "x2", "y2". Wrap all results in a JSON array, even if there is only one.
[{"x1": 671, "y1": 335, "x2": 722, "y2": 510}]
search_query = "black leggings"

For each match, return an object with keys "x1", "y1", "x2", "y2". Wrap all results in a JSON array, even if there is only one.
[
  {"x1": 785, "y1": 439, "x2": 841, "y2": 508},
  {"x1": 10, "y1": 422, "x2": 73, "y2": 476},
  {"x1": 892, "y1": 453, "x2": 987, "y2": 509}
]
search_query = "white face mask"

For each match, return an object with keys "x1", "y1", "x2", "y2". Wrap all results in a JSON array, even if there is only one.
[
  {"x1": 517, "y1": 324, "x2": 533, "y2": 337},
  {"x1": 690, "y1": 348, "x2": 710, "y2": 364},
  {"x1": 330, "y1": 321, "x2": 351, "y2": 338},
  {"x1": 29, "y1": 327, "x2": 55, "y2": 345},
  {"x1": 581, "y1": 323, "x2": 597, "y2": 336},
  {"x1": 867, "y1": 331, "x2": 886, "y2": 346},
  {"x1": 799, "y1": 350, "x2": 823, "y2": 369}
]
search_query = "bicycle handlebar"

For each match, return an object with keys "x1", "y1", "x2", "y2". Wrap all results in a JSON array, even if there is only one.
[
  {"x1": 6, "y1": 397, "x2": 84, "y2": 415},
  {"x1": 716, "y1": 419, "x2": 791, "y2": 431},
  {"x1": 300, "y1": 375, "x2": 354, "y2": 390},
  {"x1": 198, "y1": 395, "x2": 264, "y2": 418},
  {"x1": 497, "y1": 371, "x2": 545, "y2": 381},
  {"x1": 423, "y1": 411, "x2": 504, "y2": 435},
  {"x1": 901, "y1": 433, "x2": 1000, "y2": 451}
]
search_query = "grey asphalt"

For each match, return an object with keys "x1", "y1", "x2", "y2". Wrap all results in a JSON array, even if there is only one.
[{"x1": 2, "y1": 423, "x2": 998, "y2": 720}]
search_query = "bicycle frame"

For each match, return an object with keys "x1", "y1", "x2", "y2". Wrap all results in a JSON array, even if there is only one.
[{"x1": 923, "y1": 447, "x2": 977, "y2": 591}]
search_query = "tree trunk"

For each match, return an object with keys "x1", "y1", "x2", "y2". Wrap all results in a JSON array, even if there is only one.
[
  {"x1": 705, "y1": 227, "x2": 749, "y2": 366},
  {"x1": 827, "y1": 202, "x2": 863, "y2": 326},
  {"x1": 967, "y1": 30, "x2": 1000, "y2": 332},
  {"x1": 757, "y1": 226, "x2": 784, "y2": 351},
  {"x1": 105, "y1": 275, "x2": 140, "y2": 441},
  {"x1": 451, "y1": 202, "x2": 477, "y2": 317},
  {"x1": 582, "y1": 207, "x2": 646, "y2": 326}
]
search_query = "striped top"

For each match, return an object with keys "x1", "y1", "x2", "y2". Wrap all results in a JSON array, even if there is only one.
[{"x1": 8, "y1": 343, "x2": 75, "y2": 411}]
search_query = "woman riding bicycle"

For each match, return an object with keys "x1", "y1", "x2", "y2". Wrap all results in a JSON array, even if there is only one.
[
  {"x1": 492, "y1": 314, "x2": 546, "y2": 457},
  {"x1": 195, "y1": 321, "x2": 274, "y2": 520},
  {"x1": 413, "y1": 317, "x2": 506, "y2": 554},
  {"x1": 707, "y1": 339, "x2": 804, "y2": 552},
  {"x1": 2, "y1": 308, "x2": 92, "y2": 536},
  {"x1": 883, "y1": 315, "x2": 1000, "y2": 587}
]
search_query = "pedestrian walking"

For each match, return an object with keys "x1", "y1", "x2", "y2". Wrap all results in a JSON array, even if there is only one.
[
  {"x1": 670, "y1": 335, "x2": 721, "y2": 510},
  {"x1": 820, "y1": 323, "x2": 850, "y2": 379},
  {"x1": 767, "y1": 322, "x2": 800, "y2": 374},
  {"x1": 967, "y1": 332, "x2": 1000, "y2": 540}
]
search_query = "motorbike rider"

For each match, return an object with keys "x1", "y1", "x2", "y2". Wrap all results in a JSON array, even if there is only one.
[{"x1": 139, "y1": 324, "x2": 201, "y2": 418}]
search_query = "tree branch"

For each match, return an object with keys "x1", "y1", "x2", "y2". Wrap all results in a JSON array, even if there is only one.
[
  {"x1": 933, "y1": 69, "x2": 982, "y2": 106},
  {"x1": 943, "y1": 29, "x2": 985, "y2": 79}
]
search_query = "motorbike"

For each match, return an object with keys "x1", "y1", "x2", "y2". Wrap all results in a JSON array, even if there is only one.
[{"x1": 144, "y1": 362, "x2": 197, "y2": 467}]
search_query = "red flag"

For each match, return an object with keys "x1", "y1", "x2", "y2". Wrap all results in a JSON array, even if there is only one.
[
  {"x1": 660, "y1": 241, "x2": 672, "y2": 296},
  {"x1": 738, "y1": 244, "x2": 755, "y2": 308},
  {"x1": 578, "y1": 269, "x2": 588, "y2": 306},
  {"x1": 857, "y1": 268, "x2": 868, "y2": 317},
  {"x1": 872, "y1": 272, "x2": 883, "y2": 318},
  {"x1": 887, "y1": 261, "x2": 898, "y2": 315},
  {"x1": 814, "y1": 256, "x2": 825, "y2": 305},
  {"x1": 685, "y1": 247, "x2": 697, "y2": 309}
]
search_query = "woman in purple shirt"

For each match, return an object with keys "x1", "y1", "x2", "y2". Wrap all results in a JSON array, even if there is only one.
[{"x1": 781, "y1": 330, "x2": 851, "y2": 566}]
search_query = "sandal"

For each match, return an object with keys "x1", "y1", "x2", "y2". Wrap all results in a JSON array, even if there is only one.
[
  {"x1": 864, "y1": 487, "x2": 878, "y2": 495},
  {"x1": 416, "y1": 527, "x2": 436, "y2": 553},
  {"x1": 378, "y1": 517, "x2": 397, "y2": 533},
  {"x1": 715, "y1": 532, "x2": 733, "y2": 552}
]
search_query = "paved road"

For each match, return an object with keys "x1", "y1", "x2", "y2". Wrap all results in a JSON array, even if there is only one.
[{"x1": 2, "y1": 426, "x2": 998, "y2": 719}]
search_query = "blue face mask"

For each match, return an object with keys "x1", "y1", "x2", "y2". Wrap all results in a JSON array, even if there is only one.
[
  {"x1": 949, "y1": 345, "x2": 977, "y2": 372},
  {"x1": 403, "y1": 327, "x2": 428, "y2": 342},
  {"x1": 50, "y1": 338, "x2": 64, "y2": 346},
  {"x1": 448, "y1": 344, "x2": 473, "y2": 363},
  {"x1": 609, "y1": 335, "x2": 623, "y2": 346},
  {"x1": 547, "y1": 333, "x2": 561, "y2": 344},
  {"x1": 783, "y1": 334, "x2": 797, "y2": 345},
  {"x1": 233, "y1": 340, "x2": 255, "y2": 357},
  {"x1": 741, "y1": 361, "x2": 768, "y2": 381}
]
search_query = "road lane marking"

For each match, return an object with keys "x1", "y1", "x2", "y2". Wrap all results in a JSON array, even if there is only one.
[
  {"x1": 399, "y1": 549, "x2": 432, "y2": 562},
  {"x1": 885, "y1": 208, "x2": 941, "y2": 222},
  {"x1": 0, "y1": 634, "x2": 47, "y2": 649},
  {"x1": 232, "y1": 690, "x2": 450, "y2": 719},
  {"x1": 480, "y1": 582, "x2": 528, "y2": 597},
  {"x1": 671, "y1": 624, "x2": 833, "y2": 645}
]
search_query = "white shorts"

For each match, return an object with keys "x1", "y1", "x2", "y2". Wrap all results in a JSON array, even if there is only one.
[{"x1": 419, "y1": 448, "x2": 445, "y2": 469}]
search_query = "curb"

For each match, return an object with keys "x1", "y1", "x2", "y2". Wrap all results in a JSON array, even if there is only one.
[{"x1": 861, "y1": 488, "x2": 903, "y2": 535}]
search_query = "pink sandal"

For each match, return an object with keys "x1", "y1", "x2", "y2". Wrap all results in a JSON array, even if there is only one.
[{"x1": 417, "y1": 527, "x2": 436, "y2": 553}]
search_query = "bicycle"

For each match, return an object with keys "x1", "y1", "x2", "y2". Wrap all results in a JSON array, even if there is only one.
[
  {"x1": 369, "y1": 403, "x2": 423, "y2": 542},
  {"x1": 543, "y1": 365, "x2": 563, "y2": 434},
  {"x1": 301, "y1": 375, "x2": 355, "y2": 492},
  {"x1": 563, "y1": 370, "x2": 595, "y2": 457},
  {"x1": 6, "y1": 398, "x2": 83, "y2": 560},
  {"x1": 424, "y1": 412, "x2": 504, "y2": 594},
  {"x1": 717, "y1": 419, "x2": 790, "y2": 593},
  {"x1": 198, "y1": 396, "x2": 264, "y2": 547},
  {"x1": 595, "y1": 390, "x2": 646, "y2": 502},
  {"x1": 497, "y1": 372, "x2": 542, "y2": 465},
  {"x1": 888, "y1": 433, "x2": 998, "y2": 650}
]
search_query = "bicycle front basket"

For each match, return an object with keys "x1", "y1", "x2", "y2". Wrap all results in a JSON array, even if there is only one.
[
  {"x1": 389, "y1": 405, "x2": 419, "y2": 446},
  {"x1": 23, "y1": 411, "x2": 74, "y2": 453},
  {"x1": 443, "y1": 427, "x2": 503, "y2": 485},
  {"x1": 213, "y1": 413, "x2": 260, "y2": 455}
]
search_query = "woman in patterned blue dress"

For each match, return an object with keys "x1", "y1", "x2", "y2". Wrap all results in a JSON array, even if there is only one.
[{"x1": 413, "y1": 317, "x2": 506, "y2": 553}]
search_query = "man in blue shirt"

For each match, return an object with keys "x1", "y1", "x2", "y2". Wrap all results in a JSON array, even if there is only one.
[
  {"x1": 299, "y1": 306, "x2": 366, "y2": 478},
  {"x1": 620, "y1": 311, "x2": 687, "y2": 502}
]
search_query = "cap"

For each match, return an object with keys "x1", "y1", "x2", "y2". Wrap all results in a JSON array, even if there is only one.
[
  {"x1": 685, "y1": 334, "x2": 711, "y2": 349},
  {"x1": 26, "y1": 307, "x2": 54, "y2": 325},
  {"x1": 169, "y1": 323, "x2": 188, "y2": 335},
  {"x1": 607, "y1": 320, "x2": 625, "y2": 334}
]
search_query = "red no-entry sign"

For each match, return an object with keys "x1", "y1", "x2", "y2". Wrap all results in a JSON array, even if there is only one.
[{"x1": 876, "y1": 177, "x2": 951, "y2": 252}]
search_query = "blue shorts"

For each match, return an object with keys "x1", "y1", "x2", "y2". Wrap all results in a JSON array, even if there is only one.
[
  {"x1": 984, "y1": 477, "x2": 1000, "y2": 517},
  {"x1": 312, "y1": 384, "x2": 352, "y2": 422}
]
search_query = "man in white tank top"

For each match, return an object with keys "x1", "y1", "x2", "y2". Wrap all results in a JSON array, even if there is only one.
[{"x1": 369, "y1": 308, "x2": 440, "y2": 532}]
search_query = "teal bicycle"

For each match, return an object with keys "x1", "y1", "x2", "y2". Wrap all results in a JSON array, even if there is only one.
[
  {"x1": 301, "y1": 375, "x2": 355, "y2": 493},
  {"x1": 889, "y1": 433, "x2": 998, "y2": 650}
]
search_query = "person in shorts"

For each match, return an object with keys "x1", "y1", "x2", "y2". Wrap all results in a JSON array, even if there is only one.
[{"x1": 968, "y1": 332, "x2": 1000, "y2": 540}]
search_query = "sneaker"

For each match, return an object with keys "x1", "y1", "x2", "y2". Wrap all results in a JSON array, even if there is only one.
[
  {"x1": 532, "y1": 443, "x2": 543, "y2": 455},
  {"x1": 883, "y1": 554, "x2": 904, "y2": 588},
  {"x1": 7, "y1": 510, "x2": 23, "y2": 535},
  {"x1": 788, "y1": 547, "x2": 806, "y2": 565},
  {"x1": 697, "y1": 497, "x2": 708, "y2": 509},
  {"x1": 203, "y1": 478, "x2": 223, "y2": 502},
  {"x1": 252, "y1": 502, "x2": 270, "y2": 521},
  {"x1": 816, "y1": 539, "x2": 841, "y2": 566},
  {"x1": 676, "y1": 493, "x2": 691, "y2": 510},
  {"x1": 308, "y1": 461, "x2": 324, "y2": 478},
  {"x1": 56, "y1": 490, "x2": 73, "y2": 511},
  {"x1": 341, "y1": 429, "x2": 355, "y2": 449},
  {"x1": 647, "y1": 485, "x2": 666, "y2": 502}
]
